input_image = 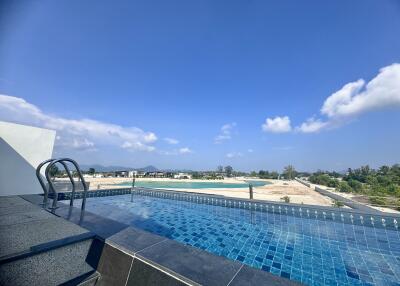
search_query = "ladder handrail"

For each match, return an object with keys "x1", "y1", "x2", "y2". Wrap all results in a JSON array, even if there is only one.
[
  {"x1": 45, "y1": 158, "x2": 88, "y2": 211},
  {"x1": 130, "y1": 177, "x2": 136, "y2": 202},
  {"x1": 36, "y1": 159, "x2": 75, "y2": 207},
  {"x1": 36, "y1": 159, "x2": 55, "y2": 206}
]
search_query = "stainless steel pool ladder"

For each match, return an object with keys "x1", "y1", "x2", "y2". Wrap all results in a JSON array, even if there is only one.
[
  {"x1": 36, "y1": 158, "x2": 89, "y2": 211},
  {"x1": 36, "y1": 159, "x2": 69, "y2": 207}
]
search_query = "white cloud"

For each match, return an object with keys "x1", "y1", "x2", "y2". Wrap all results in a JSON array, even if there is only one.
[
  {"x1": 296, "y1": 117, "x2": 329, "y2": 133},
  {"x1": 179, "y1": 147, "x2": 192, "y2": 154},
  {"x1": 164, "y1": 137, "x2": 179, "y2": 145},
  {"x1": 262, "y1": 116, "x2": 292, "y2": 133},
  {"x1": 159, "y1": 147, "x2": 193, "y2": 155},
  {"x1": 214, "y1": 122, "x2": 236, "y2": 143},
  {"x1": 226, "y1": 152, "x2": 243, "y2": 158},
  {"x1": 320, "y1": 80, "x2": 365, "y2": 117},
  {"x1": 321, "y1": 64, "x2": 400, "y2": 118},
  {"x1": 56, "y1": 136, "x2": 98, "y2": 152},
  {"x1": 247, "y1": 149, "x2": 253, "y2": 153},
  {"x1": 0, "y1": 94, "x2": 157, "y2": 152},
  {"x1": 297, "y1": 63, "x2": 400, "y2": 133},
  {"x1": 71, "y1": 138, "x2": 95, "y2": 149},
  {"x1": 121, "y1": 141, "x2": 155, "y2": 152}
]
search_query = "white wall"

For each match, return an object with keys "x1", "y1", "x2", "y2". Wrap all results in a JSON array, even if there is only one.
[{"x1": 0, "y1": 121, "x2": 56, "y2": 196}]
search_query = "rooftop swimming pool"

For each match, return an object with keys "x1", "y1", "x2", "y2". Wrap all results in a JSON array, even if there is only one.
[
  {"x1": 66, "y1": 190, "x2": 400, "y2": 286},
  {"x1": 117, "y1": 180, "x2": 269, "y2": 189}
]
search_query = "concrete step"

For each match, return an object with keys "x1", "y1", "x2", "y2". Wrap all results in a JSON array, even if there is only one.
[
  {"x1": 0, "y1": 196, "x2": 104, "y2": 286},
  {"x1": 0, "y1": 237, "x2": 102, "y2": 286}
]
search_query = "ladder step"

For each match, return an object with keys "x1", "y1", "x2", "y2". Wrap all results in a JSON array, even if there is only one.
[{"x1": 0, "y1": 232, "x2": 96, "y2": 264}]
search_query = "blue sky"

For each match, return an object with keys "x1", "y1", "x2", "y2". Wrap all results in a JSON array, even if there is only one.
[{"x1": 1, "y1": 0, "x2": 400, "y2": 172}]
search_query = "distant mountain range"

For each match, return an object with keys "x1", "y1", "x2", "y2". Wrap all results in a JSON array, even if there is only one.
[{"x1": 79, "y1": 164, "x2": 158, "y2": 172}]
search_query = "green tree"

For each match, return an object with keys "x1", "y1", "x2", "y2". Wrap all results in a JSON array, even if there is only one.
[
  {"x1": 270, "y1": 171, "x2": 279, "y2": 179},
  {"x1": 224, "y1": 166, "x2": 233, "y2": 177},
  {"x1": 378, "y1": 165, "x2": 390, "y2": 176},
  {"x1": 327, "y1": 179, "x2": 340, "y2": 188},
  {"x1": 347, "y1": 179, "x2": 363, "y2": 193},
  {"x1": 307, "y1": 163, "x2": 400, "y2": 209},
  {"x1": 283, "y1": 165, "x2": 296, "y2": 180},
  {"x1": 332, "y1": 199, "x2": 344, "y2": 208},
  {"x1": 191, "y1": 172, "x2": 203, "y2": 179},
  {"x1": 338, "y1": 181, "x2": 353, "y2": 193},
  {"x1": 88, "y1": 168, "x2": 95, "y2": 175},
  {"x1": 49, "y1": 165, "x2": 59, "y2": 177}
]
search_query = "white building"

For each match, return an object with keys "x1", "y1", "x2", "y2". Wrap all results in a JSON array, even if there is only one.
[
  {"x1": 128, "y1": 170, "x2": 138, "y2": 178},
  {"x1": 174, "y1": 173, "x2": 192, "y2": 179},
  {"x1": 0, "y1": 121, "x2": 56, "y2": 196}
]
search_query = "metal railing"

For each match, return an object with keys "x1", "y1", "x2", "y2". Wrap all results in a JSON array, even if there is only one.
[
  {"x1": 36, "y1": 159, "x2": 74, "y2": 207},
  {"x1": 130, "y1": 177, "x2": 136, "y2": 202},
  {"x1": 36, "y1": 158, "x2": 88, "y2": 211}
]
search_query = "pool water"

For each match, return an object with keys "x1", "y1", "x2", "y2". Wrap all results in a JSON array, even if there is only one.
[
  {"x1": 70, "y1": 193, "x2": 400, "y2": 286},
  {"x1": 117, "y1": 180, "x2": 269, "y2": 189}
]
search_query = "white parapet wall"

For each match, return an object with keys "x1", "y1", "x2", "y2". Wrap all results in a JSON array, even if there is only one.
[{"x1": 0, "y1": 121, "x2": 56, "y2": 196}]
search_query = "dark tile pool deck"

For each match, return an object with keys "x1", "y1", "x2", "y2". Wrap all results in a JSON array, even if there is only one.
[
  {"x1": 0, "y1": 196, "x2": 89, "y2": 257},
  {"x1": 0, "y1": 196, "x2": 100, "y2": 286},
  {"x1": 18, "y1": 193, "x2": 301, "y2": 286}
]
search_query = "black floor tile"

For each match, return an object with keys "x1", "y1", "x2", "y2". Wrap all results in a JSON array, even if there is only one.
[
  {"x1": 137, "y1": 239, "x2": 242, "y2": 286},
  {"x1": 127, "y1": 258, "x2": 189, "y2": 286},
  {"x1": 97, "y1": 244, "x2": 133, "y2": 286},
  {"x1": 108, "y1": 227, "x2": 166, "y2": 254}
]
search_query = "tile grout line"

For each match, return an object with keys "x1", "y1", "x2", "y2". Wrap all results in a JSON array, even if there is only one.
[
  {"x1": 226, "y1": 264, "x2": 244, "y2": 286},
  {"x1": 124, "y1": 257, "x2": 134, "y2": 286},
  {"x1": 135, "y1": 238, "x2": 168, "y2": 255},
  {"x1": 133, "y1": 255, "x2": 197, "y2": 286},
  {"x1": 106, "y1": 240, "x2": 197, "y2": 286}
]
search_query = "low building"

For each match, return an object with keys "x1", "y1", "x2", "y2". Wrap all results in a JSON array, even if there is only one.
[
  {"x1": 128, "y1": 170, "x2": 138, "y2": 178},
  {"x1": 145, "y1": 171, "x2": 166, "y2": 178},
  {"x1": 102, "y1": 172, "x2": 115, "y2": 178},
  {"x1": 115, "y1": 171, "x2": 128, "y2": 177},
  {"x1": 128, "y1": 170, "x2": 148, "y2": 178},
  {"x1": 174, "y1": 173, "x2": 192, "y2": 179},
  {"x1": 156, "y1": 172, "x2": 165, "y2": 178},
  {"x1": 136, "y1": 171, "x2": 146, "y2": 178},
  {"x1": 145, "y1": 172, "x2": 155, "y2": 177}
]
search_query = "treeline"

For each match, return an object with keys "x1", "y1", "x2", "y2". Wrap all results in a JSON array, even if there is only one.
[
  {"x1": 250, "y1": 165, "x2": 298, "y2": 180},
  {"x1": 309, "y1": 164, "x2": 400, "y2": 198},
  {"x1": 250, "y1": 170, "x2": 279, "y2": 179},
  {"x1": 309, "y1": 173, "x2": 341, "y2": 188},
  {"x1": 190, "y1": 166, "x2": 248, "y2": 179}
]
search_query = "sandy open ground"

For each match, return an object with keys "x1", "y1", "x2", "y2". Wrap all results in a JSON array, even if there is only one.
[{"x1": 83, "y1": 177, "x2": 334, "y2": 207}]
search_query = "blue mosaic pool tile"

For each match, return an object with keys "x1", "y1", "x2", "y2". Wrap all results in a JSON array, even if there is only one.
[{"x1": 65, "y1": 192, "x2": 400, "y2": 286}]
